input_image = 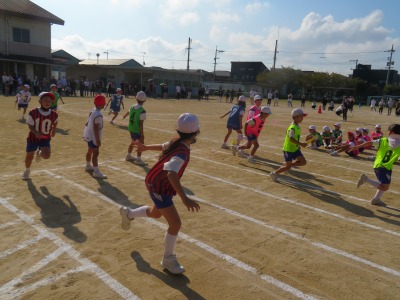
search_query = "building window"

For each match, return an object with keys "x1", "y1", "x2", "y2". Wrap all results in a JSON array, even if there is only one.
[{"x1": 13, "y1": 28, "x2": 30, "y2": 43}]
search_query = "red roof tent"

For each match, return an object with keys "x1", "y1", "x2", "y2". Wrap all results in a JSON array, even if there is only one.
[{"x1": 0, "y1": 0, "x2": 64, "y2": 25}]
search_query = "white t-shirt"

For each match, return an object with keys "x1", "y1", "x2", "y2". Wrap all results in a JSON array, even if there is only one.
[
  {"x1": 83, "y1": 108, "x2": 103, "y2": 146},
  {"x1": 16, "y1": 90, "x2": 32, "y2": 104}
]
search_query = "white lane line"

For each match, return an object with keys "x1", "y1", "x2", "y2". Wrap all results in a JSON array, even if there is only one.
[
  {"x1": 0, "y1": 219, "x2": 23, "y2": 229},
  {"x1": 44, "y1": 170, "x2": 317, "y2": 300},
  {"x1": 3, "y1": 265, "x2": 90, "y2": 300},
  {"x1": 107, "y1": 165, "x2": 400, "y2": 278},
  {"x1": 0, "y1": 234, "x2": 45, "y2": 259},
  {"x1": 0, "y1": 198, "x2": 139, "y2": 300}
]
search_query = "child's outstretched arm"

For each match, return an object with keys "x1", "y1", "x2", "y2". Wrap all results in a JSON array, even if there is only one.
[
  {"x1": 220, "y1": 110, "x2": 230, "y2": 119},
  {"x1": 131, "y1": 140, "x2": 163, "y2": 152},
  {"x1": 167, "y1": 171, "x2": 200, "y2": 212}
]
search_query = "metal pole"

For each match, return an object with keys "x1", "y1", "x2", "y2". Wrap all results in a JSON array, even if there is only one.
[{"x1": 385, "y1": 44, "x2": 395, "y2": 85}]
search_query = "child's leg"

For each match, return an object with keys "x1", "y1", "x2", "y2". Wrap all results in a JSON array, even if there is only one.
[
  {"x1": 292, "y1": 155, "x2": 306, "y2": 167},
  {"x1": 160, "y1": 205, "x2": 181, "y2": 255},
  {"x1": 111, "y1": 112, "x2": 118, "y2": 122},
  {"x1": 91, "y1": 148, "x2": 100, "y2": 167},
  {"x1": 25, "y1": 151, "x2": 35, "y2": 169},
  {"x1": 86, "y1": 148, "x2": 93, "y2": 165},
  {"x1": 275, "y1": 161, "x2": 293, "y2": 174},
  {"x1": 250, "y1": 140, "x2": 259, "y2": 156},
  {"x1": 38, "y1": 146, "x2": 51, "y2": 159},
  {"x1": 223, "y1": 128, "x2": 232, "y2": 143},
  {"x1": 235, "y1": 130, "x2": 243, "y2": 145}
]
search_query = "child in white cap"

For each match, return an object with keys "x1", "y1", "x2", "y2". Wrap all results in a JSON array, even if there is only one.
[
  {"x1": 306, "y1": 125, "x2": 322, "y2": 149},
  {"x1": 270, "y1": 108, "x2": 308, "y2": 182},
  {"x1": 104, "y1": 87, "x2": 124, "y2": 124},
  {"x1": 220, "y1": 95, "x2": 246, "y2": 149},
  {"x1": 331, "y1": 123, "x2": 342, "y2": 146},
  {"x1": 119, "y1": 113, "x2": 201, "y2": 275},
  {"x1": 321, "y1": 126, "x2": 332, "y2": 148},
  {"x1": 371, "y1": 124, "x2": 383, "y2": 140},
  {"x1": 15, "y1": 84, "x2": 32, "y2": 120}
]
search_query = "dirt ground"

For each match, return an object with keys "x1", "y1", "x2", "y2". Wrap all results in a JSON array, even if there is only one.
[{"x1": 0, "y1": 94, "x2": 399, "y2": 300}]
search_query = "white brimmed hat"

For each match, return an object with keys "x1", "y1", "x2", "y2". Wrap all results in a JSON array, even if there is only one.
[
  {"x1": 136, "y1": 91, "x2": 147, "y2": 101},
  {"x1": 177, "y1": 113, "x2": 200, "y2": 133},
  {"x1": 254, "y1": 95, "x2": 262, "y2": 101},
  {"x1": 323, "y1": 126, "x2": 331, "y2": 131},
  {"x1": 375, "y1": 124, "x2": 381, "y2": 128},
  {"x1": 260, "y1": 106, "x2": 272, "y2": 114},
  {"x1": 309, "y1": 125, "x2": 316, "y2": 130},
  {"x1": 291, "y1": 108, "x2": 307, "y2": 117},
  {"x1": 334, "y1": 123, "x2": 341, "y2": 128},
  {"x1": 238, "y1": 95, "x2": 246, "y2": 102}
]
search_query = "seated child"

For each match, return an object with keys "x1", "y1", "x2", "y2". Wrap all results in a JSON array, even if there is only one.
[
  {"x1": 331, "y1": 123, "x2": 342, "y2": 146},
  {"x1": 355, "y1": 128, "x2": 366, "y2": 152},
  {"x1": 321, "y1": 126, "x2": 332, "y2": 148},
  {"x1": 306, "y1": 125, "x2": 322, "y2": 149},
  {"x1": 362, "y1": 128, "x2": 372, "y2": 150},
  {"x1": 371, "y1": 124, "x2": 384, "y2": 140},
  {"x1": 330, "y1": 132, "x2": 359, "y2": 158},
  {"x1": 311, "y1": 101, "x2": 317, "y2": 109}
]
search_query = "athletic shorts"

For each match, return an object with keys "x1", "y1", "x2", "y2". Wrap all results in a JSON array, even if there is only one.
[
  {"x1": 18, "y1": 104, "x2": 28, "y2": 109},
  {"x1": 149, "y1": 192, "x2": 174, "y2": 209},
  {"x1": 246, "y1": 134, "x2": 258, "y2": 141},
  {"x1": 110, "y1": 105, "x2": 121, "y2": 112},
  {"x1": 345, "y1": 151, "x2": 357, "y2": 158},
  {"x1": 283, "y1": 149, "x2": 303, "y2": 162},
  {"x1": 26, "y1": 139, "x2": 50, "y2": 152},
  {"x1": 130, "y1": 132, "x2": 141, "y2": 140},
  {"x1": 227, "y1": 124, "x2": 240, "y2": 130},
  {"x1": 87, "y1": 141, "x2": 98, "y2": 149},
  {"x1": 374, "y1": 167, "x2": 392, "y2": 185}
]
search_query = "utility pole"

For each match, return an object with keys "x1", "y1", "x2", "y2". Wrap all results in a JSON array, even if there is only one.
[
  {"x1": 272, "y1": 39, "x2": 278, "y2": 71},
  {"x1": 213, "y1": 46, "x2": 225, "y2": 80},
  {"x1": 186, "y1": 37, "x2": 192, "y2": 71},
  {"x1": 349, "y1": 59, "x2": 358, "y2": 69},
  {"x1": 103, "y1": 51, "x2": 109, "y2": 59},
  {"x1": 385, "y1": 44, "x2": 395, "y2": 85},
  {"x1": 141, "y1": 52, "x2": 146, "y2": 66}
]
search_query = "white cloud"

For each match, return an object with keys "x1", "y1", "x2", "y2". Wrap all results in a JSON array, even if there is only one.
[
  {"x1": 209, "y1": 12, "x2": 240, "y2": 23},
  {"x1": 245, "y1": 1, "x2": 270, "y2": 14}
]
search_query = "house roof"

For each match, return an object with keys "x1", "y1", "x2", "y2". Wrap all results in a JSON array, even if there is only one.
[
  {"x1": 52, "y1": 50, "x2": 81, "y2": 65},
  {"x1": 79, "y1": 59, "x2": 143, "y2": 68},
  {"x1": 0, "y1": 0, "x2": 64, "y2": 25}
]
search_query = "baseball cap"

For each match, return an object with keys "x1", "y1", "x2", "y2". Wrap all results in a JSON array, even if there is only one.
[
  {"x1": 94, "y1": 94, "x2": 106, "y2": 106},
  {"x1": 375, "y1": 124, "x2": 381, "y2": 128},
  {"x1": 177, "y1": 113, "x2": 200, "y2": 133},
  {"x1": 363, "y1": 128, "x2": 369, "y2": 133},
  {"x1": 323, "y1": 126, "x2": 331, "y2": 132},
  {"x1": 356, "y1": 127, "x2": 363, "y2": 132},
  {"x1": 254, "y1": 95, "x2": 262, "y2": 101},
  {"x1": 50, "y1": 84, "x2": 57, "y2": 88},
  {"x1": 291, "y1": 108, "x2": 307, "y2": 117},
  {"x1": 23, "y1": 84, "x2": 30, "y2": 89},
  {"x1": 116, "y1": 88, "x2": 122, "y2": 92},
  {"x1": 136, "y1": 91, "x2": 147, "y2": 102},
  {"x1": 238, "y1": 95, "x2": 246, "y2": 102},
  {"x1": 309, "y1": 125, "x2": 316, "y2": 130},
  {"x1": 334, "y1": 123, "x2": 341, "y2": 128},
  {"x1": 39, "y1": 92, "x2": 55, "y2": 100},
  {"x1": 348, "y1": 131, "x2": 355, "y2": 137},
  {"x1": 260, "y1": 106, "x2": 272, "y2": 114}
]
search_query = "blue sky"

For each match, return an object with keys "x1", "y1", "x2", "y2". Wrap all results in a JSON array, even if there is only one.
[{"x1": 32, "y1": 0, "x2": 400, "y2": 76}]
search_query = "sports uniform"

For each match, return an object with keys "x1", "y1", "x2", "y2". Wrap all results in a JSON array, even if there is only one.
[
  {"x1": 83, "y1": 108, "x2": 103, "y2": 147},
  {"x1": 26, "y1": 107, "x2": 58, "y2": 152},
  {"x1": 110, "y1": 94, "x2": 124, "y2": 112},
  {"x1": 16, "y1": 89, "x2": 32, "y2": 108}
]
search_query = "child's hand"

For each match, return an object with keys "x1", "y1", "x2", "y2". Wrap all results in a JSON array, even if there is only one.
[
  {"x1": 131, "y1": 140, "x2": 145, "y2": 151},
  {"x1": 299, "y1": 142, "x2": 308, "y2": 148},
  {"x1": 182, "y1": 197, "x2": 200, "y2": 212}
]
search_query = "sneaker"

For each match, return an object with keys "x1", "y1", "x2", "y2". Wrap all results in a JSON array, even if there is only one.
[
  {"x1": 232, "y1": 146, "x2": 237, "y2": 156},
  {"x1": 92, "y1": 170, "x2": 107, "y2": 179},
  {"x1": 330, "y1": 151, "x2": 339, "y2": 156},
  {"x1": 110, "y1": 120, "x2": 114, "y2": 124},
  {"x1": 119, "y1": 206, "x2": 134, "y2": 230},
  {"x1": 35, "y1": 150, "x2": 41, "y2": 162},
  {"x1": 85, "y1": 165, "x2": 94, "y2": 172},
  {"x1": 247, "y1": 156, "x2": 256, "y2": 163},
  {"x1": 371, "y1": 198, "x2": 386, "y2": 206},
  {"x1": 161, "y1": 254, "x2": 185, "y2": 274},
  {"x1": 22, "y1": 169, "x2": 30, "y2": 180},
  {"x1": 270, "y1": 172, "x2": 278, "y2": 182},
  {"x1": 221, "y1": 143, "x2": 230, "y2": 149},
  {"x1": 368, "y1": 155, "x2": 376, "y2": 161},
  {"x1": 125, "y1": 154, "x2": 136, "y2": 162},
  {"x1": 134, "y1": 159, "x2": 148, "y2": 166},
  {"x1": 238, "y1": 150, "x2": 246, "y2": 158},
  {"x1": 356, "y1": 173, "x2": 367, "y2": 188}
]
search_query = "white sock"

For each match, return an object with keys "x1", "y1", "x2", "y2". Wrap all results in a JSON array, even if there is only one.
[
  {"x1": 365, "y1": 176, "x2": 380, "y2": 189},
  {"x1": 164, "y1": 233, "x2": 177, "y2": 257},
  {"x1": 373, "y1": 190, "x2": 384, "y2": 200},
  {"x1": 127, "y1": 206, "x2": 149, "y2": 218},
  {"x1": 236, "y1": 134, "x2": 243, "y2": 144}
]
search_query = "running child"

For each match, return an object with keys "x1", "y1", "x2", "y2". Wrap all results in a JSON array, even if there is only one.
[
  {"x1": 306, "y1": 125, "x2": 322, "y2": 149},
  {"x1": 104, "y1": 87, "x2": 124, "y2": 124},
  {"x1": 83, "y1": 94, "x2": 107, "y2": 179},
  {"x1": 355, "y1": 124, "x2": 400, "y2": 206},
  {"x1": 329, "y1": 132, "x2": 358, "y2": 157},
  {"x1": 49, "y1": 84, "x2": 65, "y2": 111},
  {"x1": 122, "y1": 91, "x2": 147, "y2": 166},
  {"x1": 119, "y1": 113, "x2": 201, "y2": 274},
  {"x1": 15, "y1": 84, "x2": 32, "y2": 120},
  {"x1": 22, "y1": 92, "x2": 58, "y2": 180},
  {"x1": 220, "y1": 95, "x2": 246, "y2": 149},
  {"x1": 270, "y1": 108, "x2": 308, "y2": 182},
  {"x1": 233, "y1": 106, "x2": 272, "y2": 163}
]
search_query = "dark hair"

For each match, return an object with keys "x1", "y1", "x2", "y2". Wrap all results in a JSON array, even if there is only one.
[
  {"x1": 388, "y1": 124, "x2": 400, "y2": 135},
  {"x1": 160, "y1": 130, "x2": 199, "y2": 159}
]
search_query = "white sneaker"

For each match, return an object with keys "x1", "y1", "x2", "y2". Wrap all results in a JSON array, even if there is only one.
[
  {"x1": 371, "y1": 198, "x2": 386, "y2": 206},
  {"x1": 92, "y1": 170, "x2": 107, "y2": 179},
  {"x1": 270, "y1": 172, "x2": 278, "y2": 182},
  {"x1": 134, "y1": 159, "x2": 148, "y2": 166},
  {"x1": 238, "y1": 150, "x2": 246, "y2": 158},
  {"x1": 125, "y1": 154, "x2": 136, "y2": 161},
  {"x1": 85, "y1": 165, "x2": 94, "y2": 172},
  {"x1": 22, "y1": 170, "x2": 30, "y2": 180},
  {"x1": 247, "y1": 156, "x2": 256, "y2": 163},
  {"x1": 161, "y1": 254, "x2": 185, "y2": 274},
  {"x1": 221, "y1": 143, "x2": 230, "y2": 149},
  {"x1": 35, "y1": 150, "x2": 41, "y2": 162},
  {"x1": 119, "y1": 206, "x2": 134, "y2": 230},
  {"x1": 232, "y1": 146, "x2": 237, "y2": 156},
  {"x1": 356, "y1": 173, "x2": 367, "y2": 188},
  {"x1": 330, "y1": 151, "x2": 339, "y2": 156}
]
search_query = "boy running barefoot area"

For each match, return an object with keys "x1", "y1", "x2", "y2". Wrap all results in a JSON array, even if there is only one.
[
  {"x1": 22, "y1": 92, "x2": 58, "y2": 180},
  {"x1": 233, "y1": 106, "x2": 272, "y2": 163},
  {"x1": 220, "y1": 95, "x2": 246, "y2": 149},
  {"x1": 270, "y1": 108, "x2": 308, "y2": 182},
  {"x1": 104, "y1": 87, "x2": 124, "y2": 124},
  {"x1": 83, "y1": 95, "x2": 107, "y2": 179},
  {"x1": 119, "y1": 113, "x2": 201, "y2": 274},
  {"x1": 354, "y1": 124, "x2": 400, "y2": 206},
  {"x1": 123, "y1": 91, "x2": 147, "y2": 166}
]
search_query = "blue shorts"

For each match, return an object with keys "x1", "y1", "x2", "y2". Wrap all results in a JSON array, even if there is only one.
[
  {"x1": 26, "y1": 139, "x2": 50, "y2": 152},
  {"x1": 374, "y1": 167, "x2": 392, "y2": 185},
  {"x1": 246, "y1": 134, "x2": 258, "y2": 141},
  {"x1": 110, "y1": 105, "x2": 121, "y2": 112},
  {"x1": 283, "y1": 149, "x2": 303, "y2": 162},
  {"x1": 227, "y1": 124, "x2": 240, "y2": 130},
  {"x1": 149, "y1": 192, "x2": 174, "y2": 209},
  {"x1": 130, "y1": 132, "x2": 141, "y2": 140},
  {"x1": 87, "y1": 141, "x2": 98, "y2": 149},
  {"x1": 18, "y1": 104, "x2": 28, "y2": 109}
]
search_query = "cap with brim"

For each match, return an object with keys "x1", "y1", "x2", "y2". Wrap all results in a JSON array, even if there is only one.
[
  {"x1": 356, "y1": 127, "x2": 363, "y2": 132},
  {"x1": 39, "y1": 92, "x2": 55, "y2": 100},
  {"x1": 24, "y1": 84, "x2": 30, "y2": 89},
  {"x1": 334, "y1": 123, "x2": 341, "y2": 128},
  {"x1": 347, "y1": 131, "x2": 355, "y2": 137},
  {"x1": 375, "y1": 124, "x2": 381, "y2": 128},
  {"x1": 260, "y1": 106, "x2": 272, "y2": 114},
  {"x1": 291, "y1": 108, "x2": 307, "y2": 117},
  {"x1": 363, "y1": 128, "x2": 369, "y2": 132},
  {"x1": 94, "y1": 95, "x2": 106, "y2": 106},
  {"x1": 136, "y1": 91, "x2": 147, "y2": 102},
  {"x1": 323, "y1": 126, "x2": 331, "y2": 131},
  {"x1": 238, "y1": 95, "x2": 246, "y2": 102},
  {"x1": 254, "y1": 95, "x2": 262, "y2": 101},
  {"x1": 50, "y1": 84, "x2": 57, "y2": 88},
  {"x1": 177, "y1": 113, "x2": 200, "y2": 133},
  {"x1": 309, "y1": 125, "x2": 316, "y2": 130}
]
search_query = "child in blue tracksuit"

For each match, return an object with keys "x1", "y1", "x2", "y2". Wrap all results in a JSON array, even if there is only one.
[{"x1": 220, "y1": 95, "x2": 246, "y2": 149}]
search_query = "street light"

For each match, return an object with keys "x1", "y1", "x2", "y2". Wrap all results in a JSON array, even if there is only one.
[
  {"x1": 103, "y1": 51, "x2": 109, "y2": 59},
  {"x1": 141, "y1": 52, "x2": 146, "y2": 66},
  {"x1": 96, "y1": 53, "x2": 100, "y2": 65},
  {"x1": 213, "y1": 46, "x2": 225, "y2": 80}
]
